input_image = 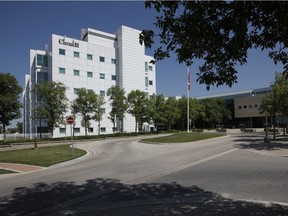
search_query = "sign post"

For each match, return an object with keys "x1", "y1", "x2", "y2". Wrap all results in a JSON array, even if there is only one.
[{"x1": 66, "y1": 116, "x2": 75, "y2": 157}]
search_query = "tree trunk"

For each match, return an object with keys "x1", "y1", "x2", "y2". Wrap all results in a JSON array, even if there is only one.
[
  {"x1": 112, "y1": 119, "x2": 115, "y2": 134},
  {"x1": 98, "y1": 121, "x2": 100, "y2": 135},
  {"x1": 39, "y1": 118, "x2": 42, "y2": 139},
  {"x1": 2, "y1": 123, "x2": 6, "y2": 140},
  {"x1": 154, "y1": 123, "x2": 157, "y2": 132},
  {"x1": 120, "y1": 118, "x2": 124, "y2": 133},
  {"x1": 282, "y1": 116, "x2": 285, "y2": 136},
  {"x1": 135, "y1": 120, "x2": 138, "y2": 133},
  {"x1": 273, "y1": 115, "x2": 276, "y2": 140}
]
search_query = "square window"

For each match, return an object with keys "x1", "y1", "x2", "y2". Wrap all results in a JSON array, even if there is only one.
[
  {"x1": 149, "y1": 80, "x2": 153, "y2": 85},
  {"x1": 74, "y1": 128, "x2": 80, "y2": 133},
  {"x1": 88, "y1": 89, "x2": 94, "y2": 93},
  {"x1": 37, "y1": 54, "x2": 48, "y2": 67},
  {"x1": 100, "y1": 73, "x2": 105, "y2": 79},
  {"x1": 100, "y1": 56, "x2": 105, "y2": 62},
  {"x1": 100, "y1": 108, "x2": 105, "y2": 114},
  {"x1": 60, "y1": 128, "x2": 66, "y2": 134},
  {"x1": 254, "y1": 104, "x2": 258, "y2": 108},
  {"x1": 59, "y1": 49, "x2": 65, "y2": 55},
  {"x1": 149, "y1": 66, "x2": 153, "y2": 71},
  {"x1": 37, "y1": 72, "x2": 48, "y2": 82},
  {"x1": 74, "y1": 51, "x2": 80, "y2": 58},
  {"x1": 100, "y1": 90, "x2": 105, "y2": 96},
  {"x1": 74, "y1": 88, "x2": 80, "y2": 94},
  {"x1": 111, "y1": 58, "x2": 116, "y2": 64},
  {"x1": 88, "y1": 128, "x2": 93, "y2": 133},
  {"x1": 87, "y1": 54, "x2": 93, "y2": 60},
  {"x1": 74, "y1": 70, "x2": 80, "y2": 76},
  {"x1": 111, "y1": 75, "x2": 116, "y2": 81},
  {"x1": 59, "y1": 67, "x2": 65, "y2": 74},
  {"x1": 87, "y1": 71, "x2": 93, "y2": 78},
  {"x1": 100, "y1": 127, "x2": 106, "y2": 133}
]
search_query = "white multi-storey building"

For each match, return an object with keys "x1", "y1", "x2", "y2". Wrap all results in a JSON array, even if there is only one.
[{"x1": 23, "y1": 25, "x2": 156, "y2": 138}]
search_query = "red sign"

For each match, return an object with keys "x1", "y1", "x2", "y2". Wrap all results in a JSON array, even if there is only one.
[{"x1": 66, "y1": 116, "x2": 74, "y2": 125}]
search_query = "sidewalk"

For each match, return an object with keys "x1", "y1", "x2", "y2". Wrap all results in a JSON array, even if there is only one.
[{"x1": 0, "y1": 162, "x2": 44, "y2": 173}]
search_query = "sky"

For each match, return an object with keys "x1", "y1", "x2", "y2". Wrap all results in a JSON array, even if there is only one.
[{"x1": 0, "y1": 1, "x2": 285, "y2": 99}]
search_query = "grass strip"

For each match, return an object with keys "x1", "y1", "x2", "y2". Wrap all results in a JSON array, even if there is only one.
[
  {"x1": 141, "y1": 132, "x2": 225, "y2": 143},
  {"x1": 0, "y1": 169, "x2": 17, "y2": 174},
  {"x1": 0, "y1": 145, "x2": 86, "y2": 167}
]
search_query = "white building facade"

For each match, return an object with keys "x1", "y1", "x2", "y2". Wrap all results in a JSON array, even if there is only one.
[{"x1": 23, "y1": 26, "x2": 156, "y2": 138}]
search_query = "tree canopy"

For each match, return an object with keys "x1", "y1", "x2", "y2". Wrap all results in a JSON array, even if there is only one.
[
  {"x1": 259, "y1": 72, "x2": 288, "y2": 137},
  {"x1": 32, "y1": 81, "x2": 68, "y2": 136},
  {"x1": 107, "y1": 85, "x2": 128, "y2": 133},
  {"x1": 72, "y1": 88, "x2": 102, "y2": 136},
  {"x1": 140, "y1": 1, "x2": 288, "y2": 89},
  {"x1": 148, "y1": 94, "x2": 166, "y2": 130},
  {"x1": 127, "y1": 90, "x2": 150, "y2": 132},
  {"x1": 200, "y1": 98, "x2": 231, "y2": 128},
  {"x1": 0, "y1": 73, "x2": 22, "y2": 138}
]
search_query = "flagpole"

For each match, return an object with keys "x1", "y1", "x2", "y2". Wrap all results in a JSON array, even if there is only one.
[{"x1": 187, "y1": 66, "x2": 190, "y2": 133}]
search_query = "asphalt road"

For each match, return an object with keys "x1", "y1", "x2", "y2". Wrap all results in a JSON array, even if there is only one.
[{"x1": 0, "y1": 133, "x2": 288, "y2": 215}]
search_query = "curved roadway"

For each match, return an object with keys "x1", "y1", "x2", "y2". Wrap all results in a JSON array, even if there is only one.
[{"x1": 0, "y1": 134, "x2": 288, "y2": 215}]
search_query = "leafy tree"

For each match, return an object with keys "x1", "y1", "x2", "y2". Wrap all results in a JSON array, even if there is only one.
[
  {"x1": 140, "y1": 1, "x2": 288, "y2": 89},
  {"x1": 259, "y1": 73, "x2": 288, "y2": 138},
  {"x1": 177, "y1": 97, "x2": 205, "y2": 130},
  {"x1": 16, "y1": 122, "x2": 23, "y2": 133},
  {"x1": 93, "y1": 95, "x2": 105, "y2": 135},
  {"x1": 32, "y1": 81, "x2": 68, "y2": 137},
  {"x1": 73, "y1": 88, "x2": 99, "y2": 136},
  {"x1": 107, "y1": 86, "x2": 128, "y2": 133},
  {"x1": 0, "y1": 73, "x2": 22, "y2": 139},
  {"x1": 162, "y1": 97, "x2": 180, "y2": 131},
  {"x1": 148, "y1": 94, "x2": 166, "y2": 131},
  {"x1": 127, "y1": 90, "x2": 150, "y2": 132},
  {"x1": 200, "y1": 98, "x2": 231, "y2": 128}
]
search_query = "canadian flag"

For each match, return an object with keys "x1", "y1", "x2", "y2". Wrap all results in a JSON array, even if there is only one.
[{"x1": 187, "y1": 67, "x2": 190, "y2": 91}]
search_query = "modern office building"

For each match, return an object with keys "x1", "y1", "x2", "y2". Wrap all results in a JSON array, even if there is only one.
[
  {"x1": 23, "y1": 26, "x2": 156, "y2": 138},
  {"x1": 196, "y1": 87, "x2": 274, "y2": 128}
]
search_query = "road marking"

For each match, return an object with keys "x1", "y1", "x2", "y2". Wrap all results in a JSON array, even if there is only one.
[{"x1": 126, "y1": 148, "x2": 238, "y2": 184}]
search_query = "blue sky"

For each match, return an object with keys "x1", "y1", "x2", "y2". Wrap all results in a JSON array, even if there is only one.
[{"x1": 0, "y1": 1, "x2": 284, "y2": 98}]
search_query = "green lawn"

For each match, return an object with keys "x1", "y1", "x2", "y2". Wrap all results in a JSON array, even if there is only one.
[
  {"x1": 141, "y1": 132, "x2": 225, "y2": 143},
  {"x1": 0, "y1": 169, "x2": 17, "y2": 174},
  {"x1": 0, "y1": 145, "x2": 86, "y2": 167}
]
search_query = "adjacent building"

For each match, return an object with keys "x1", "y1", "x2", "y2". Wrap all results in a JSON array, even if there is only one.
[
  {"x1": 196, "y1": 87, "x2": 273, "y2": 128},
  {"x1": 23, "y1": 26, "x2": 156, "y2": 138}
]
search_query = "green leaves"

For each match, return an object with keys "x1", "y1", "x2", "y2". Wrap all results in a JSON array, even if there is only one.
[
  {"x1": 32, "y1": 81, "x2": 68, "y2": 134},
  {"x1": 72, "y1": 88, "x2": 105, "y2": 135},
  {"x1": 259, "y1": 72, "x2": 288, "y2": 117},
  {"x1": 141, "y1": 1, "x2": 288, "y2": 89},
  {"x1": 0, "y1": 73, "x2": 22, "y2": 137},
  {"x1": 107, "y1": 85, "x2": 127, "y2": 132},
  {"x1": 127, "y1": 90, "x2": 149, "y2": 132}
]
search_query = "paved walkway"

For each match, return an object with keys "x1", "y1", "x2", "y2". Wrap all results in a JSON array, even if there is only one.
[{"x1": 0, "y1": 163, "x2": 44, "y2": 173}]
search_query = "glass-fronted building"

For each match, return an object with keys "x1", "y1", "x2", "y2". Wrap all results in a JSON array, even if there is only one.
[{"x1": 197, "y1": 87, "x2": 276, "y2": 128}]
